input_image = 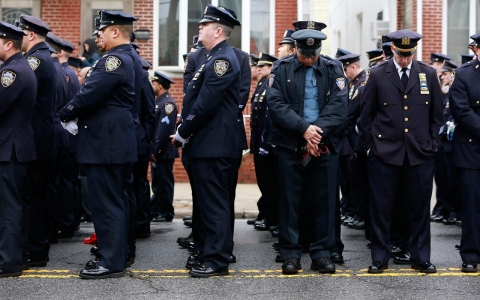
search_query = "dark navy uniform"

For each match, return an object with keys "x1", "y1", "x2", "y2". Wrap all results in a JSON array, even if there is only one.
[
  {"x1": 449, "y1": 40, "x2": 480, "y2": 270},
  {"x1": 176, "y1": 6, "x2": 241, "y2": 275},
  {"x1": 59, "y1": 43, "x2": 137, "y2": 272},
  {"x1": 150, "y1": 88, "x2": 179, "y2": 222},
  {"x1": 183, "y1": 47, "x2": 208, "y2": 92},
  {"x1": 267, "y1": 29, "x2": 347, "y2": 270},
  {"x1": 17, "y1": 15, "x2": 58, "y2": 265},
  {"x1": 0, "y1": 22, "x2": 37, "y2": 276},
  {"x1": 359, "y1": 30, "x2": 443, "y2": 272}
]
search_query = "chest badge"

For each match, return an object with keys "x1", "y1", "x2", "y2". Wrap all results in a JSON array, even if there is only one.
[
  {"x1": 66, "y1": 75, "x2": 70, "y2": 83},
  {"x1": 27, "y1": 56, "x2": 41, "y2": 71},
  {"x1": 105, "y1": 56, "x2": 122, "y2": 72},
  {"x1": 214, "y1": 60, "x2": 229, "y2": 77},
  {"x1": 336, "y1": 77, "x2": 346, "y2": 90},
  {"x1": 165, "y1": 103, "x2": 175, "y2": 114},
  {"x1": 419, "y1": 73, "x2": 429, "y2": 94},
  {"x1": 1, "y1": 70, "x2": 16, "y2": 87}
]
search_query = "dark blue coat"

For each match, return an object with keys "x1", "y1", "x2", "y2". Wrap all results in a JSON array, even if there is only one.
[
  {"x1": 359, "y1": 59, "x2": 444, "y2": 166},
  {"x1": 153, "y1": 92, "x2": 179, "y2": 160},
  {"x1": 449, "y1": 58, "x2": 480, "y2": 169},
  {"x1": 0, "y1": 52, "x2": 37, "y2": 162},
  {"x1": 178, "y1": 40, "x2": 240, "y2": 159},
  {"x1": 25, "y1": 42, "x2": 57, "y2": 161},
  {"x1": 267, "y1": 54, "x2": 348, "y2": 153},
  {"x1": 53, "y1": 58, "x2": 70, "y2": 149},
  {"x1": 233, "y1": 48, "x2": 252, "y2": 151},
  {"x1": 183, "y1": 48, "x2": 208, "y2": 92},
  {"x1": 342, "y1": 70, "x2": 366, "y2": 155},
  {"x1": 250, "y1": 77, "x2": 270, "y2": 154},
  {"x1": 59, "y1": 44, "x2": 138, "y2": 164},
  {"x1": 62, "y1": 61, "x2": 81, "y2": 154}
]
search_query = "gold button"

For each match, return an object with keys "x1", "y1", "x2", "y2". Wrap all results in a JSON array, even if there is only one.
[
  {"x1": 477, "y1": 101, "x2": 479, "y2": 104},
  {"x1": 384, "y1": 103, "x2": 386, "y2": 106},
  {"x1": 405, "y1": 129, "x2": 409, "y2": 133},
  {"x1": 238, "y1": 119, "x2": 240, "y2": 122},
  {"x1": 405, "y1": 117, "x2": 408, "y2": 121},
  {"x1": 469, "y1": 139, "x2": 472, "y2": 142},
  {"x1": 378, "y1": 134, "x2": 382, "y2": 137},
  {"x1": 404, "y1": 106, "x2": 408, "y2": 110},
  {"x1": 158, "y1": 150, "x2": 161, "y2": 153},
  {"x1": 404, "y1": 95, "x2": 407, "y2": 99},
  {"x1": 193, "y1": 86, "x2": 195, "y2": 88},
  {"x1": 426, "y1": 102, "x2": 429, "y2": 105},
  {"x1": 84, "y1": 126, "x2": 87, "y2": 129}
]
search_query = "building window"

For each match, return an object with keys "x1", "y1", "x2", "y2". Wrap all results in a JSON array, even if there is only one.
[
  {"x1": 219, "y1": 0, "x2": 242, "y2": 50},
  {"x1": 402, "y1": 0, "x2": 413, "y2": 30},
  {"x1": 446, "y1": 0, "x2": 470, "y2": 61},
  {"x1": 1, "y1": 7, "x2": 32, "y2": 24},
  {"x1": 159, "y1": 0, "x2": 180, "y2": 66}
]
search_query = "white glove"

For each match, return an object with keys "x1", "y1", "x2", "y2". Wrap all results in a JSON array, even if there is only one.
[
  {"x1": 367, "y1": 148, "x2": 371, "y2": 156},
  {"x1": 259, "y1": 147, "x2": 269, "y2": 155},
  {"x1": 61, "y1": 119, "x2": 78, "y2": 135},
  {"x1": 174, "y1": 129, "x2": 189, "y2": 144},
  {"x1": 355, "y1": 125, "x2": 360, "y2": 134}
]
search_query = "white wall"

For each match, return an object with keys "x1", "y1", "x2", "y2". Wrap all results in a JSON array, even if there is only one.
[{"x1": 327, "y1": 0, "x2": 397, "y2": 69}]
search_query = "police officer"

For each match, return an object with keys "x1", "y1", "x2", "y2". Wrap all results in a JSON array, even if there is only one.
[
  {"x1": 366, "y1": 49, "x2": 385, "y2": 68},
  {"x1": 381, "y1": 35, "x2": 393, "y2": 60},
  {"x1": 17, "y1": 14, "x2": 57, "y2": 268},
  {"x1": 359, "y1": 29, "x2": 443, "y2": 273},
  {"x1": 267, "y1": 23, "x2": 348, "y2": 275},
  {"x1": 172, "y1": 4, "x2": 241, "y2": 278},
  {"x1": 430, "y1": 53, "x2": 451, "y2": 76},
  {"x1": 277, "y1": 30, "x2": 296, "y2": 59},
  {"x1": 460, "y1": 54, "x2": 474, "y2": 65},
  {"x1": 0, "y1": 21, "x2": 37, "y2": 278},
  {"x1": 59, "y1": 10, "x2": 138, "y2": 279},
  {"x1": 150, "y1": 72, "x2": 179, "y2": 223},
  {"x1": 250, "y1": 53, "x2": 278, "y2": 231},
  {"x1": 449, "y1": 32, "x2": 480, "y2": 272}
]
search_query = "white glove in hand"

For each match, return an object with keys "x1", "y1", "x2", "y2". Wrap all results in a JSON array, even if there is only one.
[
  {"x1": 174, "y1": 131, "x2": 189, "y2": 144},
  {"x1": 355, "y1": 125, "x2": 360, "y2": 134},
  {"x1": 61, "y1": 119, "x2": 78, "y2": 135},
  {"x1": 259, "y1": 147, "x2": 269, "y2": 155}
]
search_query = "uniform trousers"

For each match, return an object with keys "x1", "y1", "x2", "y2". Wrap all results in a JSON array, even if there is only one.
[
  {"x1": 0, "y1": 153, "x2": 28, "y2": 272},
  {"x1": 189, "y1": 157, "x2": 233, "y2": 270},
  {"x1": 56, "y1": 148, "x2": 79, "y2": 234},
  {"x1": 277, "y1": 147, "x2": 337, "y2": 260},
  {"x1": 459, "y1": 168, "x2": 480, "y2": 262},
  {"x1": 133, "y1": 158, "x2": 151, "y2": 233},
  {"x1": 150, "y1": 159, "x2": 175, "y2": 221},
  {"x1": 368, "y1": 154, "x2": 434, "y2": 264},
  {"x1": 124, "y1": 163, "x2": 136, "y2": 259},
  {"x1": 253, "y1": 153, "x2": 278, "y2": 224},
  {"x1": 85, "y1": 163, "x2": 130, "y2": 271},
  {"x1": 228, "y1": 151, "x2": 242, "y2": 238}
]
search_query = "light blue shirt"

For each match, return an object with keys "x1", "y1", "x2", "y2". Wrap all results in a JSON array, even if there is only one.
[{"x1": 303, "y1": 67, "x2": 320, "y2": 124}]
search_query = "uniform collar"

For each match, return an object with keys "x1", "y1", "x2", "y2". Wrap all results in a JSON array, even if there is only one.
[
  {"x1": 293, "y1": 54, "x2": 322, "y2": 71},
  {"x1": 109, "y1": 43, "x2": 133, "y2": 53},
  {"x1": 207, "y1": 40, "x2": 229, "y2": 58},
  {"x1": 353, "y1": 69, "x2": 366, "y2": 82},
  {"x1": 472, "y1": 58, "x2": 480, "y2": 72},
  {"x1": 24, "y1": 41, "x2": 49, "y2": 57},
  {"x1": 1, "y1": 51, "x2": 23, "y2": 68}
]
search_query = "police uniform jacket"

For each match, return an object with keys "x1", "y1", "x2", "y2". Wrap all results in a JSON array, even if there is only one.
[
  {"x1": 59, "y1": 44, "x2": 138, "y2": 164},
  {"x1": 449, "y1": 58, "x2": 480, "y2": 169},
  {"x1": 233, "y1": 48, "x2": 252, "y2": 151},
  {"x1": 0, "y1": 52, "x2": 37, "y2": 162},
  {"x1": 266, "y1": 54, "x2": 348, "y2": 152},
  {"x1": 53, "y1": 58, "x2": 70, "y2": 149},
  {"x1": 183, "y1": 48, "x2": 208, "y2": 92},
  {"x1": 440, "y1": 89, "x2": 454, "y2": 153},
  {"x1": 25, "y1": 42, "x2": 57, "y2": 161},
  {"x1": 250, "y1": 77, "x2": 270, "y2": 154},
  {"x1": 62, "y1": 61, "x2": 81, "y2": 154},
  {"x1": 345, "y1": 71, "x2": 367, "y2": 151},
  {"x1": 153, "y1": 91, "x2": 179, "y2": 160},
  {"x1": 178, "y1": 40, "x2": 240, "y2": 159},
  {"x1": 359, "y1": 59, "x2": 443, "y2": 166}
]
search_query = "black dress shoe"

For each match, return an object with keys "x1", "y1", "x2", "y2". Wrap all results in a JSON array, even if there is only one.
[
  {"x1": 351, "y1": 220, "x2": 365, "y2": 230},
  {"x1": 390, "y1": 245, "x2": 403, "y2": 258},
  {"x1": 368, "y1": 261, "x2": 388, "y2": 274},
  {"x1": 28, "y1": 258, "x2": 48, "y2": 267},
  {"x1": 271, "y1": 229, "x2": 279, "y2": 238},
  {"x1": 135, "y1": 230, "x2": 151, "y2": 239},
  {"x1": 330, "y1": 252, "x2": 344, "y2": 264},
  {"x1": 254, "y1": 219, "x2": 271, "y2": 231},
  {"x1": 79, "y1": 266, "x2": 126, "y2": 279},
  {"x1": 58, "y1": 231, "x2": 74, "y2": 239},
  {"x1": 461, "y1": 260, "x2": 478, "y2": 273},
  {"x1": 187, "y1": 242, "x2": 196, "y2": 252},
  {"x1": 126, "y1": 257, "x2": 135, "y2": 268},
  {"x1": 442, "y1": 217, "x2": 457, "y2": 225},
  {"x1": 151, "y1": 216, "x2": 172, "y2": 222},
  {"x1": 247, "y1": 217, "x2": 260, "y2": 225},
  {"x1": 90, "y1": 246, "x2": 99, "y2": 256},
  {"x1": 177, "y1": 233, "x2": 193, "y2": 248},
  {"x1": 275, "y1": 254, "x2": 285, "y2": 263},
  {"x1": 431, "y1": 215, "x2": 443, "y2": 223},
  {"x1": 182, "y1": 216, "x2": 192, "y2": 221},
  {"x1": 282, "y1": 257, "x2": 301, "y2": 275},
  {"x1": 272, "y1": 242, "x2": 280, "y2": 252},
  {"x1": 189, "y1": 265, "x2": 229, "y2": 278},
  {"x1": 269, "y1": 225, "x2": 279, "y2": 232},
  {"x1": 411, "y1": 261, "x2": 436, "y2": 273},
  {"x1": 86, "y1": 258, "x2": 101, "y2": 270},
  {"x1": 456, "y1": 220, "x2": 462, "y2": 226},
  {"x1": 311, "y1": 257, "x2": 335, "y2": 274},
  {"x1": 185, "y1": 252, "x2": 203, "y2": 269},
  {"x1": 366, "y1": 242, "x2": 371, "y2": 249},
  {"x1": 183, "y1": 219, "x2": 192, "y2": 227},
  {"x1": 393, "y1": 252, "x2": 411, "y2": 265},
  {"x1": 455, "y1": 244, "x2": 461, "y2": 250},
  {"x1": 0, "y1": 270, "x2": 22, "y2": 278},
  {"x1": 342, "y1": 216, "x2": 355, "y2": 226},
  {"x1": 230, "y1": 254, "x2": 236, "y2": 263}
]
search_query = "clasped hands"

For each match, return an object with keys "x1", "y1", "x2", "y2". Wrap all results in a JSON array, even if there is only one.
[{"x1": 303, "y1": 125, "x2": 323, "y2": 157}]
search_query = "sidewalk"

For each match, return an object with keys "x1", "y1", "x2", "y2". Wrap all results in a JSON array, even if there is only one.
[{"x1": 172, "y1": 183, "x2": 261, "y2": 219}]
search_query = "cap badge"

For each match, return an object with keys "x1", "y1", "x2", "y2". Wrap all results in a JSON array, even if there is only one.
[
  {"x1": 401, "y1": 36, "x2": 410, "y2": 45},
  {"x1": 306, "y1": 38, "x2": 315, "y2": 46},
  {"x1": 105, "y1": 56, "x2": 122, "y2": 72},
  {"x1": 307, "y1": 21, "x2": 315, "y2": 30},
  {"x1": 1, "y1": 70, "x2": 16, "y2": 88},
  {"x1": 283, "y1": 30, "x2": 288, "y2": 38},
  {"x1": 214, "y1": 60, "x2": 229, "y2": 77},
  {"x1": 27, "y1": 56, "x2": 41, "y2": 71}
]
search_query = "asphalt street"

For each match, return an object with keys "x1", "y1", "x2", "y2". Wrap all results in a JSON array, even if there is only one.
[{"x1": 1, "y1": 220, "x2": 478, "y2": 300}]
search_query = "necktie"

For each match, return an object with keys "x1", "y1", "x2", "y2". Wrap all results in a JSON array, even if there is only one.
[{"x1": 401, "y1": 67, "x2": 408, "y2": 90}]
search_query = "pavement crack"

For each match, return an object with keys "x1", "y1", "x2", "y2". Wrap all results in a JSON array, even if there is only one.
[{"x1": 128, "y1": 272, "x2": 168, "y2": 295}]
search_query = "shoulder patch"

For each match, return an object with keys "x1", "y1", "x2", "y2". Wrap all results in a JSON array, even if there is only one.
[
  {"x1": 66, "y1": 75, "x2": 70, "y2": 83},
  {"x1": 449, "y1": 71, "x2": 456, "y2": 88},
  {"x1": 335, "y1": 77, "x2": 346, "y2": 90},
  {"x1": 164, "y1": 103, "x2": 175, "y2": 114},
  {"x1": 27, "y1": 56, "x2": 41, "y2": 71},
  {"x1": 1, "y1": 70, "x2": 16, "y2": 87},
  {"x1": 364, "y1": 70, "x2": 370, "y2": 85},
  {"x1": 214, "y1": 60, "x2": 229, "y2": 77},
  {"x1": 105, "y1": 56, "x2": 122, "y2": 72},
  {"x1": 269, "y1": 74, "x2": 275, "y2": 87}
]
